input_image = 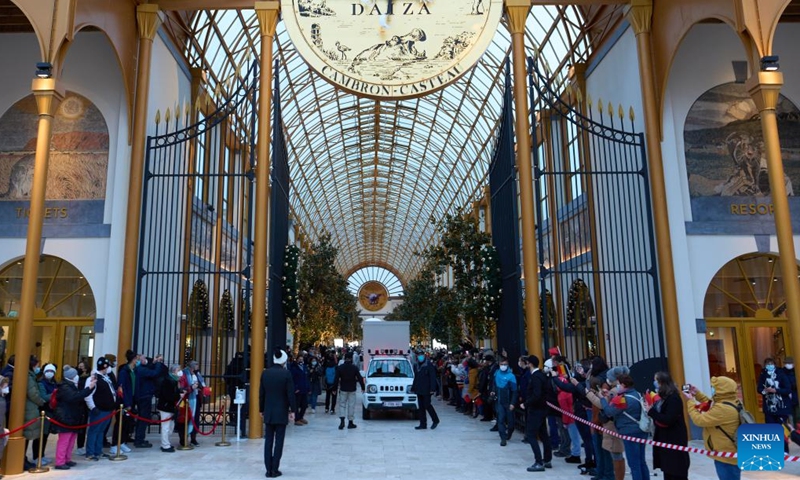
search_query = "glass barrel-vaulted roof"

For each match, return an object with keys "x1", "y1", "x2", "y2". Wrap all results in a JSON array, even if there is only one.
[{"x1": 182, "y1": 6, "x2": 596, "y2": 282}]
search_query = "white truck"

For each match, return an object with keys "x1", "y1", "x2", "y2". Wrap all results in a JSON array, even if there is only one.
[{"x1": 360, "y1": 319, "x2": 417, "y2": 419}]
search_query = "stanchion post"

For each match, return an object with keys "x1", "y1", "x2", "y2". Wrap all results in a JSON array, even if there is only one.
[
  {"x1": 28, "y1": 411, "x2": 49, "y2": 473},
  {"x1": 215, "y1": 395, "x2": 231, "y2": 447},
  {"x1": 109, "y1": 405, "x2": 128, "y2": 461},
  {"x1": 177, "y1": 400, "x2": 194, "y2": 450}
]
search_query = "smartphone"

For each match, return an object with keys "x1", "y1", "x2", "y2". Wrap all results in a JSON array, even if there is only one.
[{"x1": 682, "y1": 384, "x2": 691, "y2": 393}]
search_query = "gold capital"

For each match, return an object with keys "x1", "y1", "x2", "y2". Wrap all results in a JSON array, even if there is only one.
[
  {"x1": 506, "y1": 0, "x2": 531, "y2": 35},
  {"x1": 256, "y1": 1, "x2": 280, "y2": 38},
  {"x1": 31, "y1": 78, "x2": 64, "y2": 117},
  {"x1": 137, "y1": 4, "x2": 161, "y2": 41},
  {"x1": 627, "y1": 0, "x2": 653, "y2": 36},
  {"x1": 747, "y1": 71, "x2": 784, "y2": 112}
]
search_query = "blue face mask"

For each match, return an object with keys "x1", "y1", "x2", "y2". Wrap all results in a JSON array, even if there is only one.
[
  {"x1": 33, "y1": 367, "x2": 40, "y2": 375},
  {"x1": 710, "y1": 387, "x2": 716, "y2": 397},
  {"x1": 135, "y1": 360, "x2": 141, "y2": 368},
  {"x1": 417, "y1": 355, "x2": 425, "y2": 363},
  {"x1": 767, "y1": 364, "x2": 776, "y2": 373},
  {"x1": 653, "y1": 380, "x2": 659, "y2": 391}
]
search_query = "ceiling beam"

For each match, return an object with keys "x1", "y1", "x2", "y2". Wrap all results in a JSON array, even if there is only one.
[
  {"x1": 158, "y1": 0, "x2": 255, "y2": 10},
  {"x1": 157, "y1": 0, "x2": 629, "y2": 11}
]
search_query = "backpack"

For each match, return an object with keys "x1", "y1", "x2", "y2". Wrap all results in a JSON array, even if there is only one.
[
  {"x1": 721, "y1": 401, "x2": 756, "y2": 424},
  {"x1": 623, "y1": 394, "x2": 654, "y2": 435},
  {"x1": 325, "y1": 366, "x2": 336, "y2": 385},
  {"x1": 49, "y1": 388, "x2": 58, "y2": 410}
]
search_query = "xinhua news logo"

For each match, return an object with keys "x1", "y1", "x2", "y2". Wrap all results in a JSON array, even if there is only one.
[{"x1": 737, "y1": 423, "x2": 785, "y2": 471}]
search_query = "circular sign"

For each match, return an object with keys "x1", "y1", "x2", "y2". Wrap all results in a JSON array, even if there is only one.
[
  {"x1": 358, "y1": 281, "x2": 390, "y2": 311},
  {"x1": 281, "y1": 0, "x2": 503, "y2": 99}
]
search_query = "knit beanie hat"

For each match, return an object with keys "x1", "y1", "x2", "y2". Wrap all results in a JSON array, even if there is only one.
[
  {"x1": 606, "y1": 366, "x2": 630, "y2": 384},
  {"x1": 63, "y1": 366, "x2": 78, "y2": 381}
]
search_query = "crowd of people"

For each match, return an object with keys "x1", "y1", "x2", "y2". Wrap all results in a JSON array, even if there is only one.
[
  {"x1": 428, "y1": 346, "x2": 797, "y2": 480},
  {"x1": 0, "y1": 349, "x2": 212, "y2": 471}
]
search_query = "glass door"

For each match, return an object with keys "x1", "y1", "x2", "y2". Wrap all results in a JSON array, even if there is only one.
[
  {"x1": 60, "y1": 323, "x2": 94, "y2": 369},
  {"x1": 705, "y1": 325, "x2": 744, "y2": 403}
]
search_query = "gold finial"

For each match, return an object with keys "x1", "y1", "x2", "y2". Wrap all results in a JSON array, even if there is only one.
[
  {"x1": 214, "y1": 83, "x2": 222, "y2": 99},
  {"x1": 165, "y1": 107, "x2": 171, "y2": 124},
  {"x1": 608, "y1": 102, "x2": 613, "y2": 116},
  {"x1": 575, "y1": 87, "x2": 583, "y2": 103},
  {"x1": 195, "y1": 94, "x2": 203, "y2": 113},
  {"x1": 587, "y1": 93, "x2": 593, "y2": 109},
  {"x1": 205, "y1": 91, "x2": 211, "y2": 109},
  {"x1": 184, "y1": 100, "x2": 191, "y2": 119},
  {"x1": 618, "y1": 104, "x2": 624, "y2": 119},
  {"x1": 597, "y1": 98, "x2": 603, "y2": 114},
  {"x1": 629, "y1": 106, "x2": 636, "y2": 122},
  {"x1": 174, "y1": 103, "x2": 181, "y2": 123},
  {"x1": 155, "y1": 109, "x2": 161, "y2": 125}
]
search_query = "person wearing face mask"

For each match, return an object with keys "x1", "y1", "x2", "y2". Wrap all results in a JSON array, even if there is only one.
[
  {"x1": 183, "y1": 360, "x2": 205, "y2": 446},
  {"x1": 157, "y1": 364, "x2": 186, "y2": 453},
  {"x1": 288, "y1": 355, "x2": 310, "y2": 425},
  {"x1": 780, "y1": 357, "x2": 798, "y2": 425},
  {"x1": 646, "y1": 372, "x2": 689, "y2": 480},
  {"x1": 758, "y1": 357, "x2": 792, "y2": 452},
  {"x1": 684, "y1": 377, "x2": 740, "y2": 480},
  {"x1": 114, "y1": 349, "x2": 140, "y2": 453},
  {"x1": 33, "y1": 363, "x2": 58, "y2": 466},
  {"x1": 307, "y1": 356, "x2": 323, "y2": 415},
  {"x1": 493, "y1": 356, "x2": 517, "y2": 446},
  {"x1": 85, "y1": 356, "x2": 117, "y2": 461},
  {"x1": 411, "y1": 351, "x2": 440, "y2": 430},
  {"x1": 22, "y1": 355, "x2": 47, "y2": 469},
  {"x1": 51, "y1": 366, "x2": 96, "y2": 470}
]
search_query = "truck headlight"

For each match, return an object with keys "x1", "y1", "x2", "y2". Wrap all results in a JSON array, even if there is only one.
[
  {"x1": 367, "y1": 384, "x2": 377, "y2": 393},
  {"x1": 406, "y1": 385, "x2": 413, "y2": 393}
]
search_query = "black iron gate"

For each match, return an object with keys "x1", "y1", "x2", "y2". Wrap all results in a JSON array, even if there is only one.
[
  {"x1": 528, "y1": 56, "x2": 666, "y2": 370},
  {"x1": 135, "y1": 60, "x2": 259, "y2": 401},
  {"x1": 489, "y1": 61, "x2": 524, "y2": 363}
]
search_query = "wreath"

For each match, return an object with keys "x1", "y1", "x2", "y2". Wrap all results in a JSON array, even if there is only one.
[
  {"x1": 566, "y1": 279, "x2": 594, "y2": 331},
  {"x1": 540, "y1": 289, "x2": 556, "y2": 331},
  {"x1": 282, "y1": 244, "x2": 300, "y2": 320},
  {"x1": 219, "y1": 289, "x2": 235, "y2": 332}
]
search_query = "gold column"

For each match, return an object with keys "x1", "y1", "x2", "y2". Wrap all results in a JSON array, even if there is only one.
[
  {"x1": 117, "y1": 4, "x2": 160, "y2": 364},
  {"x1": 250, "y1": 0, "x2": 279, "y2": 440},
  {"x1": 6, "y1": 78, "x2": 64, "y2": 475},
  {"x1": 507, "y1": 0, "x2": 543, "y2": 358},
  {"x1": 628, "y1": 0, "x2": 684, "y2": 388},
  {"x1": 747, "y1": 71, "x2": 800, "y2": 393}
]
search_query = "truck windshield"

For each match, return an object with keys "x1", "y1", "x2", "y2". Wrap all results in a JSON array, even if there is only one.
[{"x1": 367, "y1": 359, "x2": 413, "y2": 378}]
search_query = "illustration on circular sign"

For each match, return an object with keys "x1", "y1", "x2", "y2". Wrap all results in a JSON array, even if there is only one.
[
  {"x1": 358, "y1": 280, "x2": 390, "y2": 312},
  {"x1": 281, "y1": 0, "x2": 503, "y2": 100}
]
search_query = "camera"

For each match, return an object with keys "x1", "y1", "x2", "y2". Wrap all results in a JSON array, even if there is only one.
[{"x1": 682, "y1": 384, "x2": 691, "y2": 393}]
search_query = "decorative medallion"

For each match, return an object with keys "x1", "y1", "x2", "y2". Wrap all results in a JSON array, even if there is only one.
[
  {"x1": 281, "y1": 0, "x2": 504, "y2": 99},
  {"x1": 358, "y1": 280, "x2": 390, "y2": 311}
]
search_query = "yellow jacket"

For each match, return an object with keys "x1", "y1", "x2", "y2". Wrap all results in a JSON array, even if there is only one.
[
  {"x1": 468, "y1": 367, "x2": 480, "y2": 400},
  {"x1": 686, "y1": 376, "x2": 740, "y2": 465}
]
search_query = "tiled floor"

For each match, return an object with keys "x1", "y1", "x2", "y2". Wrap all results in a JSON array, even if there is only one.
[{"x1": 9, "y1": 397, "x2": 800, "y2": 479}]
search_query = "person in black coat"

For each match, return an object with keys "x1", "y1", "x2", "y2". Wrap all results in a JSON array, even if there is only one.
[
  {"x1": 156, "y1": 364, "x2": 185, "y2": 452},
  {"x1": 521, "y1": 355, "x2": 553, "y2": 472},
  {"x1": 412, "y1": 352, "x2": 440, "y2": 430},
  {"x1": 260, "y1": 350, "x2": 296, "y2": 478},
  {"x1": 647, "y1": 372, "x2": 689, "y2": 480},
  {"x1": 52, "y1": 367, "x2": 96, "y2": 470}
]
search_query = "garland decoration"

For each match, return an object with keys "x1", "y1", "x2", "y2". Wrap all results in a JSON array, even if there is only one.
[
  {"x1": 282, "y1": 244, "x2": 300, "y2": 320},
  {"x1": 540, "y1": 289, "x2": 556, "y2": 331},
  {"x1": 480, "y1": 244, "x2": 502, "y2": 322},
  {"x1": 566, "y1": 279, "x2": 594, "y2": 331},
  {"x1": 188, "y1": 279, "x2": 211, "y2": 330},
  {"x1": 219, "y1": 289, "x2": 235, "y2": 332}
]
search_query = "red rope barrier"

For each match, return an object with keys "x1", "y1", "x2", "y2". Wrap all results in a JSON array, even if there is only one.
[
  {"x1": 46, "y1": 409, "x2": 118, "y2": 430},
  {"x1": 544, "y1": 401, "x2": 800, "y2": 463},
  {"x1": 187, "y1": 403, "x2": 226, "y2": 436},
  {"x1": 0, "y1": 417, "x2": 40, "y2": 438}
]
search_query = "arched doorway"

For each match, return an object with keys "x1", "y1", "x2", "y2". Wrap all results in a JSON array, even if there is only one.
[
  {"x1": 0, "y1": 255, "x2": 96, "y2": 372},
  {"x1": 703, "y1": 253, "x2": 794, "y2": 422}
]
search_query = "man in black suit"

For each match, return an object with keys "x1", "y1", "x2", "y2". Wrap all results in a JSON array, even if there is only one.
[
  {"x1": 412, "y1": 351, "x2": 440, "y2": 430},
  {"x1": 259, "y1": 350, "x2": 296, "y2": 478},
  {"x1": 521, "y1": 355, "x2": 553, "y2": 472}
]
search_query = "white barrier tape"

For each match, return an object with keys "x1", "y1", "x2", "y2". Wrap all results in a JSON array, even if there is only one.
[{"x1": 543, "y1": 401, "x2": 800, "y2": 463}]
